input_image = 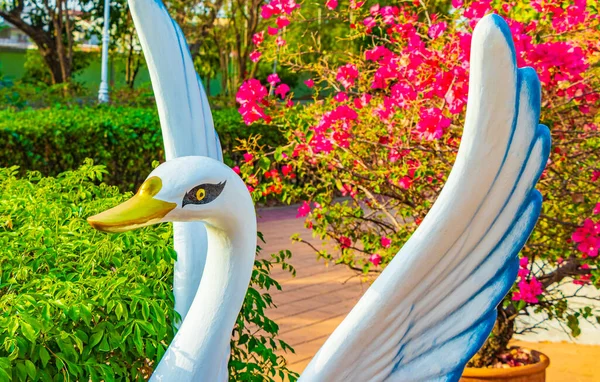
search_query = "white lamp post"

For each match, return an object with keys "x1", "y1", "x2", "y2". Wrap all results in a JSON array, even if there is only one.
[{"x1": 98, "y1": 0, "x2": 111, "y2": 103}]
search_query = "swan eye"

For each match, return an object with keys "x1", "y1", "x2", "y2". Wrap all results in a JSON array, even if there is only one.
[{"x1": 183, "y1": 181, "x2": 226, "y2": 207}]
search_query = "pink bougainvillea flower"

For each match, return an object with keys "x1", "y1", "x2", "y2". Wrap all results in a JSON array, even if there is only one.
[
  {"x1": 232, "y1": 166, "x2": 241, "y2": 175},
  {"x1": 512, "y1": 277, "x2": 543, "y2": 304},
  {"x1": 249, "y1": 50, "x2": 261, "y2": 63},
  {"x1": 353, "y1": 93, "x2": 372, "y2": 109},
  {"x1": 572, "y1": 219, "x2": 600, "y2": 258},
  {"x1": 428, "y1": 21, "x2": 447, "y2": 39},
  {"x1": 415, "y1": 107, "x2": 451, "y2": 141},
  {"x1": 261, "y1": 5, "x2": 274, "y2": 19},
  {"x1": 369, "y1": 4, "x2": 380, "y2": 15},
  {"x1": 398, "y1": 176, "x2": 413, "y2": 190},
  {"x1": 463, "y1": 0, "x2": 492, "y2": 21},
  {"x1": 579, "y1": 238, "x2": 600, "y2": 258},
  {"x1": 236, "y1": 79, "x2": 267, "y2": 105},
  {"x1": 252, "y1": 31, "x2": 265, "y2": 46},
  {"x1": 336, "y1": 63, "x2": 359, "y2": 88},
  {"x1": 451, "y1": 0, "x2": 463, "y2": 8},
  {"x1": 261, "y1": 0, "x2": 299, "y2": 19},
  {"x1": 296, "y1": 201, "x2": 311, "y2": 218},
  {"x1": 519, "y1": 257, "x2": 529, "y2": 268},
  {"x1": 236, "y1": 79, "x2": 269, "y2": 125},
  {"x1": 381, "y1": 236, "x2": 391, "y2": 248},
  {"x1": 369, "y1": 253, "x2": 382, "y2": 266},
  {"x1": 304, "y1": 79, "x2": 315, "y2": 88},
  {"x1": 365, "y1": 45, "x2": 393, "y2": 62},
  {"x1": 276, "y1": 16, "x2": 290, "y2": 29},
  {"x1": 517, "y1": 257, "x2": 530, "y2": 278},
  {"x1": 574, "y1": 274, "x2": 592, "y2": 286},
  {"x1": 276, "y1": 36, "x2": 286, "y2": 46},
  {"x1": 339, "y1": 236, "x2": 352, "y2": 249},
  {"x1": 363, "y1": 16, "x2": 376, "y2": 29},
  {"x1": 518, "y1": 268, "x2": 530, "y2": 278},
  {"x1": 268, "y1": 26, "x2": 279, "y2": 36},
  {"x1": 267, "y1": 73, "x2": 281, "y2": 86},
  {"x1": 275, "y1": 83, "x2": 290, "y2": 99},
  {"x1": 281, "y1": 165, "x2": 293, "y2": 176},
  {"x1": 243, "y1": 153, "x2": 254, "y2": 163},
  {"x1": 592, "y1": 170, "x2": 600, "y2": 182},
  {"x1": 238, "y1": 102, "x2": 268, "y2": 125},
  {"x1": 326, "y1": 0, "x2": 338, "y2": 10},
  {"x1": 334, "y1": 92, "x2": 348, "y2": 102},
  {"x1": 594, "y1": 203, "x2": 600, "y2": 215}
]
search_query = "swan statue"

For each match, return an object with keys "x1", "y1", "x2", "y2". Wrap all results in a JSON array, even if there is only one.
[
  {"x1": 88, "y1": 3, "x2": 550, "y2": 380},
  {"x1": 126, "y1": 0, "x2": 224, "y2": 327}
]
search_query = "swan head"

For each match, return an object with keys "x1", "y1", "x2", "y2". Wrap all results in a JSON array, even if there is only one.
[{"x1": 87, "y1": 156, "x2": 253, "y2": 233}]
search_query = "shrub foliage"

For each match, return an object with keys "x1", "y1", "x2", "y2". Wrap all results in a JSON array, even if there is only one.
[
  {"x1": 0, "y1": 106, "x2": 281, "y2": 191},
  {"x1": 0, "y1": 161, "x2": 297, "y2": 381}
]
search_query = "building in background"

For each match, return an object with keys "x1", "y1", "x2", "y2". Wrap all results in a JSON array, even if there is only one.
[{"x1": 0, "y1": 20, "x2": 34, "y2": 50}]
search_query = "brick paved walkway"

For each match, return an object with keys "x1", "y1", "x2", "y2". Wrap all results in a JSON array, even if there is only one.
[{"x1": 257, "y1": 205, "x2": 600, "y2": 381}]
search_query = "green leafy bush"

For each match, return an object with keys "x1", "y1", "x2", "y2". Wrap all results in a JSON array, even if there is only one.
[
  {"x1": 0, "y1": 106, "x2": 282, "y2": 191},
  {"x1": 0, "y1": 161, "x2": 297, "y2": 381}
]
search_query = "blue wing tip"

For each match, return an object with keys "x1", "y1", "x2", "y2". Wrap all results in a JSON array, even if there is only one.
[
  {"x1": 518, "y1": 67, "x2": 542, "y2": 116},
  {"x1": 534, "y1": 125, "x2": 552, "y2": 179},
  {"x1": 477, "y1": 14, "x2": 517, "y2": 66}
]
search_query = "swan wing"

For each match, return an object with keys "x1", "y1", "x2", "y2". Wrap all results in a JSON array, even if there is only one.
[
  {"x1": 128, "y1": 0, "x2": 222, "y2": 160},
  {"x1": 299, "y1": 14, "x2": 550, "y2": 382},
  {"x1": 128, "y1": 0, "x2": 223, "y2": 320}
]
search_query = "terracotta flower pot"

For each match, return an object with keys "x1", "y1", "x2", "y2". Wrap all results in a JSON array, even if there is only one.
[{"x1": 460, "y1": 350, "x2": 550, "y2": 382}]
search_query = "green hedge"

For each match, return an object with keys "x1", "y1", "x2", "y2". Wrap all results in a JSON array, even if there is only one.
[{"x1": 0, "y1": 105, "x2": 281, "y2": 191}]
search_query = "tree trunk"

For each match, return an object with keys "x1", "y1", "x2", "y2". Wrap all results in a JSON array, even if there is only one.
[
  {"x1": 467, "y1": 305, "x2": 516, "y2": 368},
  {"x1": 0, "y1": 6, "x2": 73, "y2": 85},
  {"x1": 39, "y1": 47, "x2": 67, "y2": 84}
]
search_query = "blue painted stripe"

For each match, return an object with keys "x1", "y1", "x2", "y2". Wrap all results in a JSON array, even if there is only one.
[{"x1": 389, "y1": 192, "x2": 542, "y2": 376}]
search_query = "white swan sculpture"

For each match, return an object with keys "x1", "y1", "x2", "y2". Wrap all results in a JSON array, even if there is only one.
[
  {"x1": 126, "y1": 0, "x2": 224, "y2": 327},
  {"x1": 88, "y1": 2, "x2": 550, "y2": 380}
]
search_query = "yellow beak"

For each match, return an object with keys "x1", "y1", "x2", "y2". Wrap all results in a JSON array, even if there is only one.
[{"x1": 87, "y1": 176, "x2": 177, "y2": 233}]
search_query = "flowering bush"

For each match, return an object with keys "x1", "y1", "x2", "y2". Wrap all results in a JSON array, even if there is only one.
[{"x1": 236, "y1": 0, "x2": 600, "y2": 367}]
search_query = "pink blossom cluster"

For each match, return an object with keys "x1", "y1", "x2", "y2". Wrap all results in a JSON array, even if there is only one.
[
  {"x1": 296, "y1": 200, "x2": 311, "y2": 218},
  {"x1": 531, "y1": 0, "x2": 590, "y2": 33},
  {"x1": 512, "y1": 257, "x2": 543, "y2": 304},
  {"x1": 260, "y1": 0, "x2": 299, "y2": 20},
  {"x1": 415, "y1": 107, "x2": 452, "y2": 141},
  {"x1": 236, "y1": 79, "x2": 269, "y2": 125},
  {"x1": 336, "y1": 64, "x2": 359, "y2": 89},
  {"x1": 306, "y1": 105, "x2": 359, "y2": 154},
  {"x1": 571, "y1": 218, "x2": 600, "y2": 258}
]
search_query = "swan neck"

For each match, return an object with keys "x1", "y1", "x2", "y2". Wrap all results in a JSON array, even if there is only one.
[{"x1": 151, "y1": 216, "x2": 256, "y2": 381}]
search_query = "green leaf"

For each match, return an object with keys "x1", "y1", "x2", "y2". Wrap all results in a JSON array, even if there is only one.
[
  {"x1": 25, "y1": 360, "x2": 36, "y2": 379},
  {"x1": 257, "y1": 156, "x2": 272, "y2": 171},
  {"x1": 39, "y1": 347, "x2": 51, "y2": 368},
  {"x1": 89, "y1": 331, "x2": 103, "y2": 348},
  {"x1": 20, "y1": 321, "x2": 37, "y2": 342}
]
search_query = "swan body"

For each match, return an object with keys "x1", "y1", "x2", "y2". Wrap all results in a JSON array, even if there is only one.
[{"x1": 88, "y1": 7, "x2": 550, "y2": 382}]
